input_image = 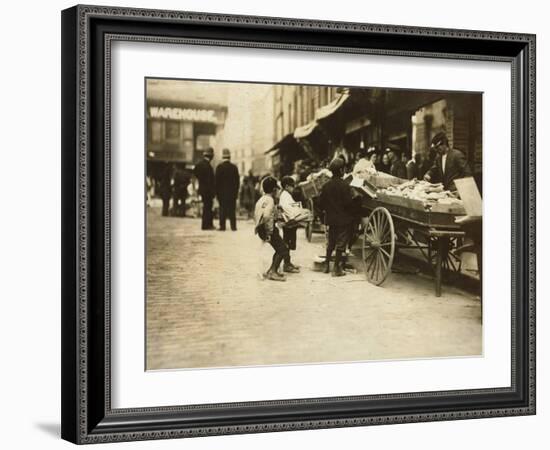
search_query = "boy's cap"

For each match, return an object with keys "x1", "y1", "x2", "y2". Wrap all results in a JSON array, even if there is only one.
[{"x1": 261, "y1": 176, "x2": 278, "y2": 193}]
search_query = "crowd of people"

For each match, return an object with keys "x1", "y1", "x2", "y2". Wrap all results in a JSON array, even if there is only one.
[
  {"x1": 152, "y1": 131, "x2": 471, "y2": 282},
  {"x1": 151, "y1": 147, "x2": 264, "y2": 229},
  {"x1": 253, "y1": 131, "x2": 472, "y2": 281}
]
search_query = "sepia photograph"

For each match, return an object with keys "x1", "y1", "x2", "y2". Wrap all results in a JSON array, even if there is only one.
[{"x1": 145, "y1": 78, "x2": 483, "y2": 371}]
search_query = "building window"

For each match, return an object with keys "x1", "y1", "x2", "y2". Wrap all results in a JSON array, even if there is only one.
[
  {"x1": 182, "y1": 122, "x2": 193, "y2": 139},
  {"x1": 149, "y1": 120, "x2": 163, "y2": 143},
  {"x1": 166, "y1": 121, "x2": 180, "y2": 140}
]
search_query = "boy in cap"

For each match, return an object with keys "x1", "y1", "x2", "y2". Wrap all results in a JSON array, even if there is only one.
[
  {"x1": 319, "y1": 158, "x2": 355, "y2": 277},
  {"x1": 279, "y1": 176, "x2": 301, "y2": 273},
  {"x1": 254, "y1": 176, "x2": 289, "y2": 281}
]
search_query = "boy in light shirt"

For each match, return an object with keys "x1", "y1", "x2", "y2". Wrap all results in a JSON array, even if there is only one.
[
  {"x1": 278, "y1": 176, "x2": 301, "y2": 274},
  {"x1": 254, "y1": 176, "x2": 290, "y2": 281}
]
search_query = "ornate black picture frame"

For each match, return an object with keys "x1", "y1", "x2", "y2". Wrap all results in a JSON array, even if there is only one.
[{"x1": 61, "y1": 4, "x2": 536, "y2": 444}]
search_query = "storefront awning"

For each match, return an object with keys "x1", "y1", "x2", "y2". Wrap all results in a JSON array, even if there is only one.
[
  {"x1": 315, "y1": 92, "x2": 351, "y2": 121},
  {"x1": 266, "y1": 132, "x2": 307, "y2": 160},
  {"x1": 293, "y1": 121, "x2": 319, "y2": 139},
  {"x1": 265, "y1": 133, "x2": 296, "y2": 154}
]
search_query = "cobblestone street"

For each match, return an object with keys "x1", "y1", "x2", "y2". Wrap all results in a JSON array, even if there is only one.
[{"x1": 146, "y1": 207, "x2": 482, "y2": 370}]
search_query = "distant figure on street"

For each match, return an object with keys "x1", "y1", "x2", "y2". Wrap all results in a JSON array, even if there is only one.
[
  {"x1": 368, "y1": 147, "x2": 379, "y2": 168},
  {"x1": 386, "y1": 147, "x2": 407, "y2": 179},
  {"x1": 254, "y1": 176, "x2": 289, "y2": 282},
  {"x1": 215, "y1": 148, "x2": 240, "y2": 231},
  {"x1": 159, "y1": 164, "x2": 174, "y2": 217},
  {"x1": 173, "y1": 165, "x2": 191, "y2": 217},
  {"x1": 146, "y1": 175, "x2": 153, "y2": 208},
  {"x1": 424, "y1": 131, "x2": 472, "y2": 191},
  {"x1": 352, "y1": 147, "x2": 377, "y2": 178},
  {"x1": 239, "y1": 175, "x2": 257, "y2": 219},
  {"x1": 379, "y1": 153, "x2": 391, "y2": 174},
  {"x1": 406, "y1": 152, "x2": 424, "y2": 180},
  {"x1": 193, "y1": 147, "x2": 216, "y2": 230},
  {"x1": 319, "y1": 158, "x2": 355, "y2": 277}
]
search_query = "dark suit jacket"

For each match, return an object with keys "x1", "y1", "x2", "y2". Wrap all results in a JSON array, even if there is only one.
[
  {"x1": 319, "y1": 177, "x2": 354, "y2": 227},
  {"x1": 215, "y1": 160, "x2": 240, "y2": 202},
  {"x1": 426, "y1": 148, "x2": 471, "y2": 191},
  {"x1": 390, "y1": 160, "x2": 407, "y2": 179},
  {"x1": 193, "y1": 158, "x2": 215, "y2": 197}
]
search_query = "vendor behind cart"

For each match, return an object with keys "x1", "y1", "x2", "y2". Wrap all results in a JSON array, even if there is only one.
[{"x1": 424, "y1": 131, "x2": 472, "y2": 191}]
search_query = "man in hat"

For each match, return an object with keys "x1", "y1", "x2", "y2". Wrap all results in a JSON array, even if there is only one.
[
  {"x1": 193, "y1": 147, "x2": 216, "y2": 230},
  {"x1": 386, "y1": 146, "x2": 407, "y2": 179},
  {"x1": 215, "y1": 148, "x2": 240, "y2": 231},
  {"x1": 424, "y1": 131, "x2": 471, "y2": 191},
  {"x1": 319, "y1": 158, "x2": 355, "y2": 277}
]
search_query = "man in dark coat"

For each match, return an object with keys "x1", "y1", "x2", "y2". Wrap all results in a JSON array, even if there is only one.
[
  {"x1": 193, "y1": 147, "x2": 216, "y2": 230},
  {"x1": 215, "y1": 148, "x2": 240, "y2": 231},
  {"x1": 387, "y1": 147, "x2": 407, "y2": 179},
  {"x1": 319, "y1": 158, "x2": 355, "y2": 277},
  {"x1": 424, "y1": 132, "x2": 472, "y2": 191}
]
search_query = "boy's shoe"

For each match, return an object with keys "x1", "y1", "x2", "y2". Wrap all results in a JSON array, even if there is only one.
[
  {"x1": 332, "y1": 264, "x2": 346, "y2": 277},
  {"x1": 266, "y1": 271, "x2": 287, "y2": 282},
  {"x1": 283, "y1": 263, "x2": 300, "y2": 273}
]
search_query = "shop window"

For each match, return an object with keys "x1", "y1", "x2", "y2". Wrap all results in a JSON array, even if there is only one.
[
  {"x1": 182, "y1": 122, "x2": 193, "y2": 139},
  {"x1": 150, "y1": 120, "x2": 162, "y2": 143},
  {"x1": 166, "y1": 121, "x2": 180, "y2": 140}
]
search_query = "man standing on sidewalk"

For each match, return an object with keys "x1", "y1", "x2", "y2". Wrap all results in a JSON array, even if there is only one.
[
  {"x1": 193, "y1": 147, "x2": 216, "y2": 230},
  {"x1": 215, "y1": 148, "x2": 240, "y2": 231}
]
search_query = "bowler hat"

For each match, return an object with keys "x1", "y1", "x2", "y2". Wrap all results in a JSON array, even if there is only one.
[
  {"x1": 203, "y1": 147, "x2": 214, "y2": 158},
  {"x1": 222, "y1": 148, "x2": 231, "y2": 159}
]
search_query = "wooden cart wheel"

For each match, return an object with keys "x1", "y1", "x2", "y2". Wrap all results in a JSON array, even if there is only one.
[
  {"x1": 428, "y1": 236, "x2": 463, "y2": 275},
  {"x1": 362, "y1": 207, "x2": 395, "y2": 285},
  {"x1": 305, "y1": 198, "x2": 314, "y2": 242}
]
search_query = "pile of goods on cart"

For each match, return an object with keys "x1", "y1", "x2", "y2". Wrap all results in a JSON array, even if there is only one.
[
  {"x1": 350, "y1": 173, "x2": 466, "y2": 215},
  {"x1": 378, "y1": 179, "x2": 465, "y2": 213},
  {"x1": 298, "y1": 168, "x2": 332, "y2": 199}
]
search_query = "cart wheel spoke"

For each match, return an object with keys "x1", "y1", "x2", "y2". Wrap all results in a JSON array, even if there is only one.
[
  {"x1": 379, "y1": 249, "x2": 390, "y2": 271},
  {"x1": 379, "y1": 247, "x2": 391, "y2": 259},
  {"x1": 366, "y1": 250, "x2": 377, "y2": 273}
]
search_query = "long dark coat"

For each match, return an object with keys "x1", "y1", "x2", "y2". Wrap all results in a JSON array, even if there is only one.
[
  {"x1": 193, "y1": 158, "x2": 215, "y2": 198},
  {"x1": 319, "y1": 177, "x2": 355, "y2": 227},
  {"x1": 215, "y1": 160, "x2": 240, "y2": 202}
]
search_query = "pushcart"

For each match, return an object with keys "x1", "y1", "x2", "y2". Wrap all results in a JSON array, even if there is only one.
[{"x1": 358, "y1": 189, "x2": 466, "y2": 297}]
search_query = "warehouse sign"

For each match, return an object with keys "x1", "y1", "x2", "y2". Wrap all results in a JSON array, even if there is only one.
[{"x1": 149, "y1": 106, "x2": 218, "y2": 123}]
